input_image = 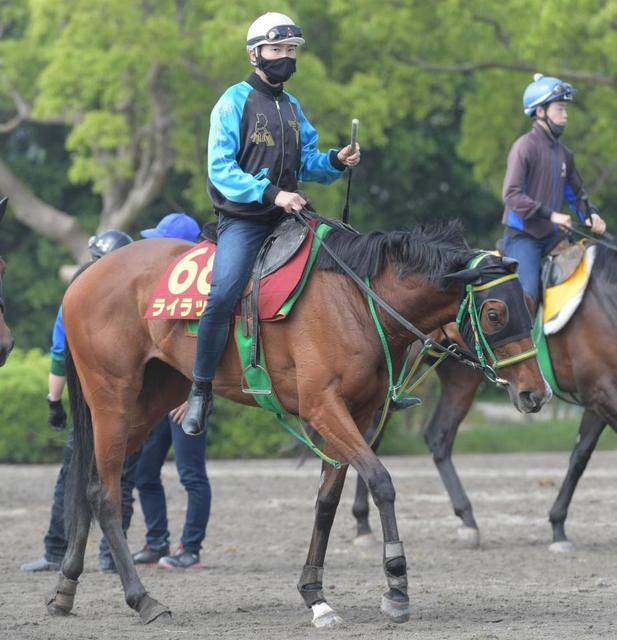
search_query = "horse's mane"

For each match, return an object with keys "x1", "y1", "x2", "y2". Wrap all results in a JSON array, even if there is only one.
[
  {"x1": 592, "y1": 243, "x2": 617, "y2": 282},
  {"x1": 315, "y1": 219, "x2": 475, "y2": 287}
]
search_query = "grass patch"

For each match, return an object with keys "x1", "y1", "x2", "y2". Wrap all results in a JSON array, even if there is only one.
[{"x1": 379, "y1": 409, "x2": 617, "y2": 456}]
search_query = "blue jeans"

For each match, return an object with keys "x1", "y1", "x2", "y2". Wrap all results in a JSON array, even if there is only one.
[
  {"x1": 193, "y1": 214, "x2": 280, "y2": 382},
  {"x1": 502, "y1": 231, "x2": 561, "y2": 303},
  {"x1": 45, "y1": 430, "x2": 135, "y2": 564},
  {"x1": 132, "y1": 415, "x2": 211, "y2": 553}
]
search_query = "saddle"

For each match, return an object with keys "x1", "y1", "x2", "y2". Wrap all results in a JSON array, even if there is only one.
[
  {"x1": 541, "y1": 239, "x2": 585, "y2": 289},
  {"x1": 239, "y1": 212, "x2": 357, "y2": 379},
  {"x1": 201, "y1": 214, "x2": 310, "y2": 280},
  {"x1": 240, "y1": 215, "x2": 310, "y2": 373}
]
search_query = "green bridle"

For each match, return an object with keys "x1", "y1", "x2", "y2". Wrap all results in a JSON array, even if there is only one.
[{"x1": 455, "y1": 252, "x2": 538, "y2": 375}]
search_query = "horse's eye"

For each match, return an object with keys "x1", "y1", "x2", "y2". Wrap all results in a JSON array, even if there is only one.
[{"x1": 487, "y1": 310, "x2": 500, "y2": 323}]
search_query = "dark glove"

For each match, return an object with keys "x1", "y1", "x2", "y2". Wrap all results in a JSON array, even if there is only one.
[{"x1": 47, "y1": 398, "x2": 67, "y2": 432}]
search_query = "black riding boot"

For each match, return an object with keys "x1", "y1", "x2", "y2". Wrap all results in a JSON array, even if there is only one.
[{"x1": 181, "y1": 381, "x2": 213, "y2": 436}]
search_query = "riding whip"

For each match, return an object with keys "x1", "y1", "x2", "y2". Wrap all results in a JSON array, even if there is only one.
[{"x1": 342, "y1": 118, "x2": 359, "y2": 225}]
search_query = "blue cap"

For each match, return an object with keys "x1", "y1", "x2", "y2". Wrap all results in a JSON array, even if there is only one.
[{"x1": 140, "y1": 213, "x2": 200, "y2": 242}]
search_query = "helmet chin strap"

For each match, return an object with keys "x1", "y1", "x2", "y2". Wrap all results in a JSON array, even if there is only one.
[{"x1": 539, "y1": 110, "x2": 565, "y2": 138}]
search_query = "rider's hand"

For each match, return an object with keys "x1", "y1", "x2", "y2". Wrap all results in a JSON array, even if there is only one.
[
  {"x1": 47, "y1": 397, "x2": 67, "y2": 432},
  {"x1": 169, "y1": 401, "x2": 188, "y2": 424},
  {"x1": 337, "y1": 143, "x2": 361, "y2": 167},
  {"x1": 274, "y1": 191, "x2": 307, "y2": 214},
  {"x1": 550, "y1": 211, "x2": 572, "y2": 229},
  {"x1": 585, "y1": 212, "x2": 607, "y2": 235}
]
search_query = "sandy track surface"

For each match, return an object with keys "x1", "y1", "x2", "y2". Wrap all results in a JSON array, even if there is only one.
[{"x1": 3, "y1": 452, "x2": 616, "y2": 639}]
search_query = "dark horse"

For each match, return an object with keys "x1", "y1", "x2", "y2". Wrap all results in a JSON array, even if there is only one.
[
  {"x1": 0, "y1": 197, "x2": 15, "y2": 365},
  {"x1": 352, "y1": 240, "x2": 617, "y2": 553},
  {"x1": 48, "y1": 220, "x2": 549, "y2": 626}
]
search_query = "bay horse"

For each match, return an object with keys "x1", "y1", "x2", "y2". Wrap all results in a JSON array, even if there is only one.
[
  {"x1": 0, "y1": 197, "x2": 15, "y2": 365},
  {"x1": 352, "y1": 240, "x2": 617, "y2": 553},
  {"x1": 49, "y1": 219, "x2": 550, "y2": 626}
]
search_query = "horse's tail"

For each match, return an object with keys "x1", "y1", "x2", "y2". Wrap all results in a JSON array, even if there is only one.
[{"x1": 64, "y1": 341, "x2": 95, "y2": 538}]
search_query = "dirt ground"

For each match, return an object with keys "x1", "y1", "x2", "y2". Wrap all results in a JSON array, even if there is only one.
[{"x1": 2, "y1": 452, "x2": 617, "y2": 640}]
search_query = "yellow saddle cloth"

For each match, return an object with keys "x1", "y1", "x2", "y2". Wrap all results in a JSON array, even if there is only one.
[{"x1": 543, "y1": 244, "x2": 596, "y2": 335}]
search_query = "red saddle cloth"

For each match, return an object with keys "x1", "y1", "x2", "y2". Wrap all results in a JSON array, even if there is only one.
[{"x1": 144, "y1": 222, "x2": 315, "y2": 321}]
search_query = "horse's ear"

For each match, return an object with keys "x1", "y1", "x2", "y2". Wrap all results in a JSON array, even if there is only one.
[
  {"x1": 442, "y1": 267, "x2": 482, "y2": 286},
  {"x1": 0, "y1": 197, "x2": 7, "y2": 226},
  {"x1": 501, "y1": 256, "x2": 519, "y2": 273}
]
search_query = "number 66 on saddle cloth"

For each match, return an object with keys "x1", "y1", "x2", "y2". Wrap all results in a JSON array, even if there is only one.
[{"x1": 144, "y1": 217, "x2": 324, "y2": 325}]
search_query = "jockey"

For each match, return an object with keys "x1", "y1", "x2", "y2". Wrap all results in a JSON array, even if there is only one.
[
  {"x1": 182, "y1": 11, "x2": 361, "y2": 436},
  {"x1": 23, "y1": 229, "x2": 133, "y2": 573},
  {"x1": 501, "y1": 73, "x2": 607, "y2": 305}
]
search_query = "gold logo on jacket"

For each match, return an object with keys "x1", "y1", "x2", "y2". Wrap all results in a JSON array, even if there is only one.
[
  {"x1": 250, "y1": 113, "x2": 275, "y2": 146},
  {"x1": 288, "y1": 105, "x2": 300, "y2": 148}
]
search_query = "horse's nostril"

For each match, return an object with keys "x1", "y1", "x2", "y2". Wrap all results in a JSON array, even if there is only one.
[{"x1": 520, "y1": 390, "x2": 542, "y2": 412}]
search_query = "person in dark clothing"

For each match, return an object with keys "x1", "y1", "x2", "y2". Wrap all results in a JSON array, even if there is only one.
[
  {"x1": 128, "y1": 213, "x2": 212, "y2": 570},
  {"x1": 21, "y1": 230, "x2": 134, "y2": 573},
  {"x1": 502, "y1": 73, "x2": 607, "y2": 304},
  {"x1": 182, "y1": 11, "x2": 361, "y2": 437}
]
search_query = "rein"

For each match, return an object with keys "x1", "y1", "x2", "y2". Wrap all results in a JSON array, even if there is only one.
[
  {"x1": 293, "y1": 211, "x2": 527, "y2": 381},
  {"x1": 568, "y1": 224, "x2": 617, "y2": 253},
  {"x1": 260, "y1": 213, "x2": 539, "y2": 468}
]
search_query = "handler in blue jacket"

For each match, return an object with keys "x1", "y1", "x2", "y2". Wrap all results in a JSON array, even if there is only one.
[{"x1": 182, "y1": 11, "x2": 361, "y2": 436}]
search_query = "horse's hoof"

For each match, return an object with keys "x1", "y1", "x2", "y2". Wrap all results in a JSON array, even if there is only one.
[
  {"x1": 353, "y1": 532, "x2": 378, "y2": 547},
  {"x1": 311, "y1": 602, "x2": 344, "y2": 628},
  {"x1": 46, "y1": 593, "x2": 72, "y2": 617},
  {"x1": 549, "y1": 540, "x2": 576, "y2": 553},
  {"x1": 457, "y1": 526, "x2": 480, "y2": 548},
  {"x1": 380, "y1": 590, "x2": 411, "y2": 623},
  {"x1": 45, "y1": 574, "x2": 77, "y2": 616},
  {"x1": 137, "y1": 594, "x2": 172, "y2": 625}
]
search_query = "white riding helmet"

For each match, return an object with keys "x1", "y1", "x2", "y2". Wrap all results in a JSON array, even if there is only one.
[{"x1": 246, "y1": 12, "x2": 305, "y2": 52}]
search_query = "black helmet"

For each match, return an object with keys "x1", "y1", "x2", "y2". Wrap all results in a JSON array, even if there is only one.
[{"x1": 88, "y1": 230, "x2": 133, "y2": 260}]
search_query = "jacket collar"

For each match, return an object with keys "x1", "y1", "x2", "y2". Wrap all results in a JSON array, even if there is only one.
[
  {"x1": 532, "y1": 119, "x2": 559, "y2": 145},
  {"x1": 247, "y1": 72, "x2": 284, "y2": 98}
]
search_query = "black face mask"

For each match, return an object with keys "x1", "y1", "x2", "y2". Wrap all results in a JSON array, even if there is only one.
[
  {"x1": 541, "y1": 113, "x2": 565, "y2": 139},
  {"x1": 258, "y1": 56, "x2": 296, "y2": 85}
]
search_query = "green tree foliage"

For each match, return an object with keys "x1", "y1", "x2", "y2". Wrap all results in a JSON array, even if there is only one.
[
  {"x1": 0, "y1": 348, "x2": 291, "y2": 462},
  {"x1": 0, "y1": 348, "x2": 68, "y2": 462},
  {"x1": 2, "y1": 1, "x2": 617, "y2": 460}
]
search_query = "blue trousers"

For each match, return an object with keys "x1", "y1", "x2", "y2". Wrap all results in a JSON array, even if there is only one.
[
  {"x1": 502, "y1": 230, "x2": 561, "y2": 303},
  {"x1": 193, "y1": 214, "x2": 280, "y2": 382},
  {"x1": 130, "y1": 415, "x2": 211, "y2": 553}
]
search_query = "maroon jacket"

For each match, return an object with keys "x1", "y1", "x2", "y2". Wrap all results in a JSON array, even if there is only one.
[{"x1": 502, "y1": 121, "x2": 590, "y2": 238}]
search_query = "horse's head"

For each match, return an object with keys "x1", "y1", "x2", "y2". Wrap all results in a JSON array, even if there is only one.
[
  {"x1": 0, "y1": 257, "x2": 14, "y2": 366},
  {"x1": 443, "y1": 252, "x2": 551, "y2": 413}
]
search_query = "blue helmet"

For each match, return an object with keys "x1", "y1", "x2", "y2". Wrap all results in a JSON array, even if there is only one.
[{"x1": 523, "y1": 73, "x2": 574, "y2": 117}]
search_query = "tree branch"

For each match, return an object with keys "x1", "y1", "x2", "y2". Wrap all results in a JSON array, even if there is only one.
[
  {"x1": 0, "y1": 157, "x2": 91, "y2": 262},
  {"x1": 0, "y1": 76, "x2": 70, "y2": 133},
  {"x1": 0, "y1": 79, "x2": 30, "y2": 133},
  {"x1": 103, "y1": 64, "x2": 175, "y2": 230},
  {"x1": 404, "y1": 58, "x2": 617, "y2": 88},
  {"x1": 472, "y1": 14, "x2": 511, "y2": 46}
]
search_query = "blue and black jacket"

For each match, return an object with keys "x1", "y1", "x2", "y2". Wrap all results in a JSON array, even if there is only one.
[{"x1": 207, "y1": 72, "x2": 345, "y2": 222}]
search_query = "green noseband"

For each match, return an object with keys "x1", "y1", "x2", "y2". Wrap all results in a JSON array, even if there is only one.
[{"x1": 455, "y1": 253, "x2": 538, "y2": 376}]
